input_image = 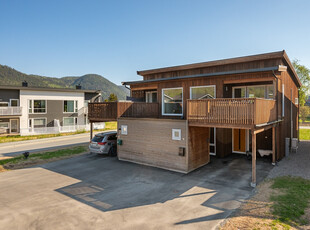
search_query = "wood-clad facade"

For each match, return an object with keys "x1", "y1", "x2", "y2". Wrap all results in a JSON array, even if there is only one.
[{"x1": 88, "y1": 51, "x2": 301, "y2": 187}]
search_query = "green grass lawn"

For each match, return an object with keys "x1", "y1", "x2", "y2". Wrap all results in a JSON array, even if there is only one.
[
  {"x1": 300, "y1": 129, "x2": 310, "y2": 140},
  {"x1": 0, "y1": 121, "x2": 117, "y2": 144},
  {"x1": 0, "y1": 146, "x2": 87, "y2": 166},
  {"x1": 271, "y1": 176, "x2": 310, "y2": 226}
]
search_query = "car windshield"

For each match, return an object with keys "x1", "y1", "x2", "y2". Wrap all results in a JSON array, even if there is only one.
[{"x1": 92, "y1": 135, "x2": 104, "y2": 142}]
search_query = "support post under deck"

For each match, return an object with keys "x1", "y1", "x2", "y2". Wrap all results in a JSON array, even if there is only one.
[{"x1": 251, "y1": 131, "x2": 257, "y2": 187}]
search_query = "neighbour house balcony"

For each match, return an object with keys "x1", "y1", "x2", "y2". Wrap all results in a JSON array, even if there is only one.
[
  {"x1": 187, "y1": 98, "x2": 277, "y2": 129},
  {"x1": 88, "y1": 102, "x2": 159, "y2": 122},
  {"x1": 0, "y1": 107, "x2": 22, "y2": 116}
]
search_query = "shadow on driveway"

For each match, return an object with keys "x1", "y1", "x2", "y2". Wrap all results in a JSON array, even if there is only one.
[{"x1": 39, "y1": 152, "x2": 273, "y2": 227}]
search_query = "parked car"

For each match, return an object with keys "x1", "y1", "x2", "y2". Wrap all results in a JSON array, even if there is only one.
[{"x1": 89, "y1": 131, "x2": 117, "y2": 156}]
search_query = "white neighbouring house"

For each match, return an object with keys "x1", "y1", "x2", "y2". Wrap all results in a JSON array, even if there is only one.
[{"x1": 0, "y1": 84, "x2": 103, "y2": 136}]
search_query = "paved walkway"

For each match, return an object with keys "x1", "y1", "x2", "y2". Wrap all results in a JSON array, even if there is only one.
[
  {"x1": 268, "y1": 141, "x2": 310, "y2": 180},
  {"x1": 0, "y1": 131, "x2": 113, "y2": 157}
]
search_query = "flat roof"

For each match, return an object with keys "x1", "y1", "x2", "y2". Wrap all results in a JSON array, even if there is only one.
[{"x1": 0, "y1": 85, "x2": 100, "y2": 93}]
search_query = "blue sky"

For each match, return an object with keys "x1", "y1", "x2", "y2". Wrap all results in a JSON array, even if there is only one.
[{"x1": 1, "y1": 0, "x2": 310, "y2": 85}]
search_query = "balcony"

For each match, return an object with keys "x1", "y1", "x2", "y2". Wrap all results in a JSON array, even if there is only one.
[
  {"x1": 187, "y1": 98, "x2": 277, "y2": 129},
  {"x1": 88, "y1": 102, "x2": 159, "y2": 122},
  {"x1": 0, "y1": 107, "x2": 22, "y2": 116}
]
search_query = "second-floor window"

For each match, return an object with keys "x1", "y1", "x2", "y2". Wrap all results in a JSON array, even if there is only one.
[
  {"x1": 64, "y1": 100, "x2": 78, "y2": 113},
  {"x1": 162, "y1": 87, "x2": 183, "y2": 116},
  {"x1": 28, "y1": 100, "x2": 46, "y2": 113},
  {"x1": 190, "y1": 85, "x2": 216, "y2": 99}
]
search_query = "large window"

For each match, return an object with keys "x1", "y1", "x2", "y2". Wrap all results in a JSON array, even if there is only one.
[
  {"x1": 28, "y1": 118, "x2": 47, "y2": 128},
  {"x1": 63, "y1": 117, "x2": 77, "y2": 126},
  {"x1": 190, "y1": 85, "x2": 216, "y2": 99},
  {"x1": 233, "y1": 85, "x2": 274, "y2": 100},
  {"x1": 29, "y1": 100, "x2": 46, "y2": 113},
  {"x1": 162, "y1": 88, "x2": 183, "y2": 115},
  {"x1": 64, "y1": 100, "x2": 78, "y2": 113},
  {"x1": 247, "y1": 86, "x2": 265, "y2": 99}
]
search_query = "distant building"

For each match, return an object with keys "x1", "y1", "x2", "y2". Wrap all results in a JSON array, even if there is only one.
[{"x1": 0, "y1": 84, "x2": 101, "y2": 135}]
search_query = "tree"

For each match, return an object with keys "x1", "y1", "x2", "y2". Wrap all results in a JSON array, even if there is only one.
[
  {"x1": 292, "y1": 59, "x2": 310, "y2": 106},
  {"x1": 104, "y1": 93, "x2": 118, "y2": 102},
  {"x1": 300, "y1": 106, "x2": 310, "y2": 122}
]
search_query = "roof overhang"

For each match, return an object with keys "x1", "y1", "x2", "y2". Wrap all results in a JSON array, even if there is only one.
[{"x1": 123, "y1": 66, "x2": 283, "y2": 85}]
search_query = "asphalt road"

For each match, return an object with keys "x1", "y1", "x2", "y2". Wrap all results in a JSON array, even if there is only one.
[{"x1": 0, "y1": 131, "x2": 114, "y2": 157}]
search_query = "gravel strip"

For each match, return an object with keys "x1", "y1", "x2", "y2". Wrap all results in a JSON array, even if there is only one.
[{"x1": 268, "y1": 141, "x2": 310, "y2": 180}]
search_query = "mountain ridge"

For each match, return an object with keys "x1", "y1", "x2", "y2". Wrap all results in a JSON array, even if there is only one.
[{"x1": 0, "y1": 64, "x2": 129, "y2": 99}]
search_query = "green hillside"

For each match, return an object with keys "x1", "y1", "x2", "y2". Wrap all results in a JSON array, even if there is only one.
[{"x1": 0, "y1": 64, "x2": 129, "y2": 100}]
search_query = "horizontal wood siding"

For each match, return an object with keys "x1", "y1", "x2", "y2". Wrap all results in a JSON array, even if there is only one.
[{"x1": 117, "y1": 118, "x2": 188, "y2": 172}]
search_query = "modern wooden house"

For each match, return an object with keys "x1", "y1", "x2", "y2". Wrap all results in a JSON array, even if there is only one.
[{"x1": 88, "y1": 50, "x2": 301, "y2": 187}]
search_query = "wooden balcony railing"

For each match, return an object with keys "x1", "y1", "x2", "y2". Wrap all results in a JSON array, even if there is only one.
[
  {"x1": 187, "y1": 98, "x2": 276, "y2": 128},
  {"x1": 88, "y1": 102, "x2": 159, "y2": 122}
]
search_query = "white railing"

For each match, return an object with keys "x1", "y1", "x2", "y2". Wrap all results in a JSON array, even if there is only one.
[
  {"x1": 0, "y1": 107, "x2": 22, "y2": 116},
  {"x1": 20, "y1": 122, "x2": 106, "y2": 136}
]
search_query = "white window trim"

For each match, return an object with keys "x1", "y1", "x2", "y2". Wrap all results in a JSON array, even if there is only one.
[
  {"x1": 189, "y1": 85, "x2": 216, "y2": 99},
  {"x1": 63, "y1": 117, "x2": 77, "y2": 126},
  {"x1": 0, "y1": 122, "x2": 9, "y2": 128},
  {"x1": 145, "y1": 91, "x2": 157, "y2": 103},
  {"x1": 63, "y1": 100, "x2": 78, "y2": 113},
  {"x1": 172, "y1": 129, "x2": 181, "y2": 141},
  {"x1": 232, "y1": 84, "x2": 274, "y2": 100},
  {"x1": 28, "y1": 99, "x2": 47, "y2": 114},
  {"x1": 162, "y1": 87, "x2": 183, "y2": 116},
  {"x1": 9, "y1": 99, "x2": 19, "y2": 106},
  {"x1": 29, "y1": 117, "x2": 47, "y2": 128}
]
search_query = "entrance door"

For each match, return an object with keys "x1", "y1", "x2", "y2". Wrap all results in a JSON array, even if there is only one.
[
  {"x1": 233, "y1": 129, "x2": 246, "y2": 152},
  {"x1": 10, "y1": 119, "x2": 18, "y2": 133},
  {"x1": 232, "y1": 87, "x2": 247, "y2": 153}
]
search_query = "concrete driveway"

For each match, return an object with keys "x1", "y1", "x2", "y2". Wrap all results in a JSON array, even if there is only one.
[{"x1": 0, "y1": 153, "x2": 272, "y2": 230}]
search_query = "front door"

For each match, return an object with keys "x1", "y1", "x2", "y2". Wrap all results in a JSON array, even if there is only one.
[
  {"x1": 232, "y1": 87, "x2": 247, "y2": 153},
  {"x1": 233, "y1": 129, "x2": 246, "y2": 152},
  {"x1": 10, "y1": 119, "x2": 18, "y2": 133}
]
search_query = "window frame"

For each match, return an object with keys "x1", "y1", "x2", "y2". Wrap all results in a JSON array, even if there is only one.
[
  {"x1": 162, "y1": 87, "x2": 183, "y2": 116},
  {"x1": 232, "y1": 84, "x2": 275, "y2": 100},
  {"x1": 63, "y1": 100, "x2": 78, "y2": 113},
  {"x1": 0, "y1": 122, "x2": 9, "y2": 128},
  {"x1": 29, "y1": 117, "x2": 47, "y2": 128},
  {"x1": 63, "y1": 117, "x2": 77, "y2": 126},
  {"x1": 9, "y1": 99, "x2": 19, "y2": 107},
  {"x1": 190, "y1": 85, "x2": 216, "y2": 99},
  {"x1": 28, "y1": 100, "x2": 47, "y2": 114}
]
